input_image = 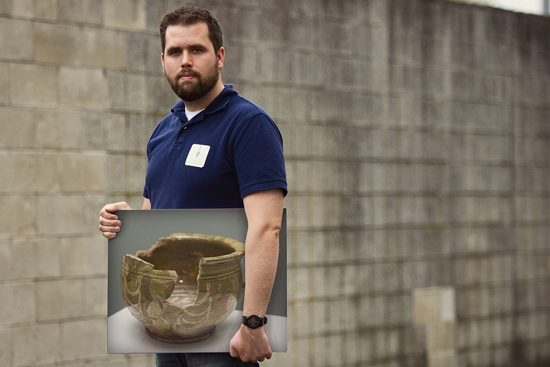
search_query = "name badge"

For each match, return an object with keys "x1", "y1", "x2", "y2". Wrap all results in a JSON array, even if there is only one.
[{"x1": 185, "y1": 144, "x2": 210, "y2": 168}]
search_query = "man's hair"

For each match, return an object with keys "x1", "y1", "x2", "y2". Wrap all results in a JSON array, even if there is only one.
[{"x1": 159, "y1": 6, "x2": 224, "y2": 53}]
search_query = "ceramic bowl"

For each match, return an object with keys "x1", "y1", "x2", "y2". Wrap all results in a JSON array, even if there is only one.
[{"x1": 120, "y1": 233, "x2": 244, "y2": 343}]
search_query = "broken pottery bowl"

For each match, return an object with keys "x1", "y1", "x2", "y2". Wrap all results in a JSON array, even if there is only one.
[{"x1": 120, "y1": 233, "x2": 244, "y2": 343}]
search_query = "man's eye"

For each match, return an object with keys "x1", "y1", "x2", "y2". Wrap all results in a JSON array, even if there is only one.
[{"x1": 192, "y1": 48, "x2": 203, "y2": 53}]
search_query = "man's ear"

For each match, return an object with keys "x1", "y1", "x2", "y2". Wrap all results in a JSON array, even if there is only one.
[{"x1": 217, "y1": 47, "x2": 225, "y2": 69}]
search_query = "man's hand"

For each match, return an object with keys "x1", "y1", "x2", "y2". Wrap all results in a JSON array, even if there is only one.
[
  {"x1": 230, "y1": 324, "x2": 272, "y2": 363},
  {"x1": 98, "y1": 201, "x2": 132, "y2": 239}
]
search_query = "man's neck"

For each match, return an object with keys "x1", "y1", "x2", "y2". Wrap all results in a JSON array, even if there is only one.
[{"x1": 183, "y1": 79, "x2": 225, "y2": 112}]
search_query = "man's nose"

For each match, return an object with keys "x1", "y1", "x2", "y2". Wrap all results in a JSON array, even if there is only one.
[{"x1": 180, "y1": 50, "x2": 192, "y2": 68}]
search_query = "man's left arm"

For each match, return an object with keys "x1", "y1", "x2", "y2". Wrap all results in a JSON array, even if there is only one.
[{"x1": 230, "y1": 188, "x2": 284, "y2": 363}]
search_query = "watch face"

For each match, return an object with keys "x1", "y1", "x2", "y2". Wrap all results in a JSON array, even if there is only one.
[{"x1": 247, "y1": 315, "x2": 261, "y2": 328}]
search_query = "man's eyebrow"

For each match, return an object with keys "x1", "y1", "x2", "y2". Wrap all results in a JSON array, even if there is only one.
[
  {"x1": 165, "y1": 46, "x2": 181, "y2": 53},
  {"x1": 165, "y1": 44, "x2": 207, "y2": 52},
  {"x1": 187, "y1": 43, "x2": 207, "y2": 49}
]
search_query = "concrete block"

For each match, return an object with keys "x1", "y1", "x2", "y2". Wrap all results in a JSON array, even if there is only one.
[
  {"x1": 59, "y1": 237, "x2": 107, "y2": 277},
  {"x1": 427, "y1": 321, "x2": 456, "y2": 351},
  {"x1": 327, "y1": 299, "x2": 345, "y2": 333},
  {"x1": 36, "y1": 279, "x2": 84, "y2": 321},
  {"x1": 127, "y1": 155, "x2": 147, "y2": 192},
  {"x1": 0, "y1": 327, "x2": 12, "y2": 366},
  {"x1": 124, "y1": 116, "x2": 150, "y2": 153},
  {"x1": 34, "y1": 23, "x2": 80, "y2": 65},
  {"x1": 36, "y1": 196, "x2": 85, "y2": 235},
  {"x1": 144, "y1": 0, "x2": 165, "y2": 32},
  {"x1": 358, "y1": 197, "x2": 374, "y2": 227},
  {"x1": 127, "y1": 32, "x2": 158, "y2": 72},
  {"x1": 289, "y1": 267, "x2": 308, "y2": 301},
  {"x1": 0, "y1": 240, "x2": 9, "y2": 280},
  {"x1": 223, "y1": 6, "x2": 260, "y2": 44},
  {"x1": 82, "y1": 112, "x2": 104, "y2": 150},
  {"x1": 279, "y1": 124, "x2": 310, "y2": 157},
  {"x1": 59, "y1": 67, "x2": 108, "y2": 108},
  {"x1": 12, "y1": 325, "x2": 37, "y2": 366},
  {"x1": 308, "y1": 196, "x2": 330, "y2": 228},
  {"x1": 307, "y1": 232, "x2": 327, "y2": 264},
  {"x1": 293, "y1": 160, "x2": 312, "y2": 193},
  {"x1": 105, "y1": 157, "x2": 127, "y2": 194},
  {"x1": 400, "y1": 164, "x2": 421, "y2": 192},
  {"x1": 309, "y1": 160, "x2": 336, "y2": 192},
  {"x1": 35, "y1": 238, "x2": 61, "y2": 278},
  {"x1": 428, "y1": 351, "x2": 457, "y2": 367},
  {"x1": 344, "y1": 332, "x2": 364, "y2": 365},
  {"x1": 326, "y1": 333, "x2": 344, "y2": 366},
  {"x1": 293, "y1": 52, "x2": 326, "y2": 87},
  {"x1": 0, "y1": 107, "x2": 35, "y2": 148},
  {"x1": 61, "y1": 319, "x2": 106, "y2": 360},
  {"x1": 10, "y1": 64, "x2": 58, "y2": 107},
  {"x1": 0, "y1": 153, "x2": 58, "y2": 193},
  {"x1": 414, "y1": 287, "x2": 455, "y2": 324},
  {"x1": 226, "y1": 46, "x2": 256, "y2": 82},
  {"x1": 9, "y1": 239, "x2": 39, "y2": 280},
  {"x1": 10, "y1": 0, "x2": 33, "y2": 18},
  {"x1": 311, "y1": 267, "x2": 326, "y2": 299},
  {"x1": 256, "y1": 10, "x2": 279, "y2": 45},
  {"x1": 105, "y1": 70, "x2": 126, "y2": 110},
  {"x1": 33, "y1": 0, "x2": 57, "y2": 19},
  {"x1": 146, "y1": 75, "x2": 171, "y2": 112},
  {"x1": 125, "y1": 74, "x2": 148, "y2": 111},
  {"x1": 35, "y1": 110, "x2": 84, "y2": 150},
  {"x1": 82, "y1": 278, "x2": 108, "y2": 317},
  {"x1": 0, "y1": 0, "x2": 7, "y2": 14},
  {"x1": 58, "y1": 0, "x2": 101, "y2": 24},
  {"x1": 36, "y1": 323, "x2": 61, "y2": 364},
  {"x1": 289, "y1": 338, "x2": 310, "y2": 366},
  {"x1": 104, "y1": 0, "x2": 146, "y2": 30},
  {"x1": 0, "y1": 195, "x2": 35, "y2": 238},
  {"x1": 36, "y1": 24, "x2": 127, "y2": 69},
  {"x1": 358, "y1": 163, "x2": 374, "y2": 192},
  {"x1": 289, "y1": 302, "x2": 312, "y2": 338},
  {"x1": 0, "y1": 62, "x2": 7, "y2": 103},
  {"x1": 59, "y1": 154, "x2": 105, "y2": 192},
  {"x1": 0, "y1": 282, "x2": 35, "y2": 325},
  {"x1": 84, "y1": 195, "x2": 108, "y2": 235},
  {"x1": 312, "y1": 335, "x2": 329, "y2": 366}
]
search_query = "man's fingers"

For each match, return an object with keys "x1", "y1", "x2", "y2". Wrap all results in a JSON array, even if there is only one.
[
  {"x1": 98, "y1": 223, "x2": 120, "y2": 232},
  {"x1": 100, "y1": 207, "x2": 118, "y2": 221},
  {"x1": 98, "y1": 216, "x2": 121, "y2": 227},
  {"x1": 101, "y1": 231, "x2": 116, "y2": 239},
  {"x1": 98, "y1": 202, "x2": 131, "y2": 239},
  {"x1": 229, "y1": 345, "x2": 239, "y2": 359},
  {"x1": 101, "y1": 202, "x2": 131, "y2": 218}
]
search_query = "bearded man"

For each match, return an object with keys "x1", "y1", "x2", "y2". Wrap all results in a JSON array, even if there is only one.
[{"x1": 99, "y1": 6, "x2": 287, "y2": 367}]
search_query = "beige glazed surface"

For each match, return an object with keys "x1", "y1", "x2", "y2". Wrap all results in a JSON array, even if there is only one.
[{"x1": 120, "y1": 233, "x2": 245, "y2": 343}]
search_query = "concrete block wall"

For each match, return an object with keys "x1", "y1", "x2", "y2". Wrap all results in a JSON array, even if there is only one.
[
  {"x1": 1, "y1": 0, "x2": 549, "y2": 367},
  {"x1": 0, "y1": 0, "x2": 175, "y2": 366}
]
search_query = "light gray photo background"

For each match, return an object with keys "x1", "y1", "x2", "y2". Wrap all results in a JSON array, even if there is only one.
[{"x1": 108, "y1": 208, "x2": 287, "y2": 318}]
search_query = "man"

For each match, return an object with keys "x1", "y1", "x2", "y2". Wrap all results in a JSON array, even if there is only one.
[{"x1": 99, "y1": 6, "x2": 287, "y2": 367}]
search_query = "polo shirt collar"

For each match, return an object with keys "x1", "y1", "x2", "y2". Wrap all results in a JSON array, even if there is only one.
[{"x1": 171, "y1": 84, "x2": 239, "y2": 126}]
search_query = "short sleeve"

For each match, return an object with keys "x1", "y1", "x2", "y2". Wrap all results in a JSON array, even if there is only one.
[{"x1": 232, "y1": 113, "x2": 287, "y2": 199}]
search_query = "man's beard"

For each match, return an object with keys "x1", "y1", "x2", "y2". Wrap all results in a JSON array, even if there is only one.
[{"x1": 165, "y1": 62, "x2": 219, "y2": 102}]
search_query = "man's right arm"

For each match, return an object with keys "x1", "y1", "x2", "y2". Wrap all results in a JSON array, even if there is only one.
[{"x1": 98, "y1": 198, "x2": 151, "y2": 238}]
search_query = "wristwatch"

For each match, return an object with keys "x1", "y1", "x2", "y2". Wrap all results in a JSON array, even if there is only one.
[{"x1": 242, "y1": 315, "x2": 268, "y2": 329}]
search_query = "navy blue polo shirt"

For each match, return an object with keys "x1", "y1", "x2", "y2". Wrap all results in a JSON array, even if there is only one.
[{"x1": 143, "y1": 85, "x2": 287, "y2": 209}]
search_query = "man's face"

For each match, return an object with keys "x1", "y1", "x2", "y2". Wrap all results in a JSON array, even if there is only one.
[{"x1": 161, "y1": 23, "x2": 224, "y2": 103}]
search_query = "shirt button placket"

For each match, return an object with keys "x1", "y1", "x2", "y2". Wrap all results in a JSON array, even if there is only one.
[{"x1": 173, "y1": 125, "x2": 188, "y2": 148}]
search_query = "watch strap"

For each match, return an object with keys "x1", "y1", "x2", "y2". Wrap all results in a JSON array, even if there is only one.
[{"x1": 242, "y1": 315, "x2": 268, "y2": 329}]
